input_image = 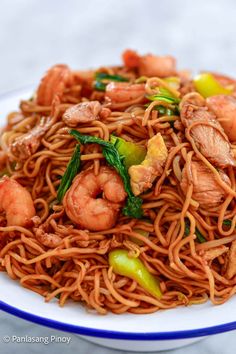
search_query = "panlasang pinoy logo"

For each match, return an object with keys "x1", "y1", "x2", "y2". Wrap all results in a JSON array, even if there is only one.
[{"x1": 3, "y1": 335, "x2": 72, "y2": 345}]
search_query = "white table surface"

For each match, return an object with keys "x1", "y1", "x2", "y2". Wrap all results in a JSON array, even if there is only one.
[{"x1": 0, "y1": 0, "x2": 236, "y2": 353}]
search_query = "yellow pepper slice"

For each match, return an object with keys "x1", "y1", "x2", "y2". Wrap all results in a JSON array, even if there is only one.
[
  {"x1": 193, "y1": 73, "x2": 233, "y2": 98},
  {"x1": 110, "y1": 136, "x2": 146, "y2": 169}
]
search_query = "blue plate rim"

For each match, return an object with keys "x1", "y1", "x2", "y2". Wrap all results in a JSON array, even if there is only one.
[
  {"x1": 1, "y1": 87, "x2": 236, "y2": 341},
  {"x1": 1, "y1": 299, "x2": 236, "y2": 340}
]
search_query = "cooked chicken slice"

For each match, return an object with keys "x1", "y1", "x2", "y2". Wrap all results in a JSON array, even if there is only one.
[
  {"x1": 199, "y1": 245, "x2": 228, "y2": 261},
  {"x1": 206, "y1": 95, "x2": 236, "y2": 142},
  {"x1": 225, "y1": 240, "x2": 236, "y2": 279},
  {"x1": 180, "y1": 160, "x2": 230, "y2": 208},
  {"x1": 129, "y1": 133, "x2": 167, "y2": 196},
  {"x1": 10, "y1": 118, "x2": 51, "y2": 160},
  {"x1": 63, "y1": 101, "x2": 110, "y2": 127},
  {"x1": 180, "y1": 93, "x2": 235, "y2": 168}
]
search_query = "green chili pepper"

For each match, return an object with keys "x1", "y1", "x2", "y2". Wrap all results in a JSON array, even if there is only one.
[
  {"x1": 193, "y1": 73, "x2": 233, "y2": 98},
  {"x1": 109, "y1": 249, "x2": 162, "y2": 299}
]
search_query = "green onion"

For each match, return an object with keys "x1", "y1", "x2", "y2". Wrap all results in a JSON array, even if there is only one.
[
  {"x1": 146, "y1": 86, "x2": 181, "y2": 105},
  {"x1": 146, "y1": 94, "x2": 180, "y2": 104},
  {"x1": 57, "y1": 144, "x2": 81, "y2": 202},
  {"x1": 195, "y1": 229, "x2": 206, "y2": 243},
  {"x1": 95, "y1": 73, "x2": 129, "y2": 82},
  {"x1": 94, "y1": 72, "x2": 129, "y2": 92}
]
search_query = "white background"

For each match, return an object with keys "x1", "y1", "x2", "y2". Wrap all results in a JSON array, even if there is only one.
[{"x1": 0, "y1": 0, "x2": 236, "y2": 353}]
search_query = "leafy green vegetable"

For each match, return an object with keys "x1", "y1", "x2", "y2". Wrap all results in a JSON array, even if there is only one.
[
  {"x1": 185, "y1": 220, "x2": 206, "y2": 243},
  {"x1": 95, "y1": 73, "x2": 129, "y2": 82},
  {"x1": 122, "y1": 196, "x2": 143, "y2": 218},
  {"x1": 222, "y1": 219, "x2": 233, "y2": 226},
  {"x1": 57, "y1": 144, "x2": 81, "y2": 202},
  {"x1": 94, "y1": 81, "x2": 107, "y2": 91},
  {"x1": 94, "y1": 72, "x2": 129, "y2": 91},
  {"x1": 70, "y1": 130, "x2": 143, "y2": 218}
]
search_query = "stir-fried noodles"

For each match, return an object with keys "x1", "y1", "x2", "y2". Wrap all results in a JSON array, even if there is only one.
[{"x1": 1, "y1": 50, "x2": 236, "y2": 314}]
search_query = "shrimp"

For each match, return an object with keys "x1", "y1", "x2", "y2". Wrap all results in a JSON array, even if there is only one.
[
  {"x1": 62, "y1": 101, "x2": 111, "y2": 126},
  {"x1": 36, "y1": 64, "x2": 72, "y2": 106},
  {"x1": 206, "y1": 95, "x2": 236, "y2": 142},
  {"x1": 0, "y1": 176, "x2": 35, "y2": 227},
  {"x1": 63, "y1": 166, "x2": 127, "y2": 231},
  {"x1": 122, "y1": 49, "x2": 176, "y2": 78},
  {"x1": 105, "y1": 82, "x2": 145, "y2": 104}
]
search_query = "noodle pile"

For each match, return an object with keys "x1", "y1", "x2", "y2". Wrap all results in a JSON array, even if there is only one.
[{"x1": 1, "y1": 50, "x2": 236, "y2": 315}]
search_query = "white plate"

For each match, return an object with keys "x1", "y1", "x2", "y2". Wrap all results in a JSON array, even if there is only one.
[{"x1": 0, "y1": 88, "x2": 236, "y2": 352}]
